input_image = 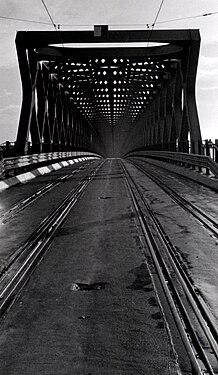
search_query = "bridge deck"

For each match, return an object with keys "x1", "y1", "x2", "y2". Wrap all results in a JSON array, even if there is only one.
[{"x1": 0, "y1": 158, "x2": 218, "y2": 374}]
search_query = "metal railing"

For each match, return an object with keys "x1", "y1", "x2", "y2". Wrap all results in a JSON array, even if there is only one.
[
  {"x1": 1, "y1": 139, "x2": 218, "y2": 178},
  {"x1": 202, "y1": 139, "x2": 218, "y2": 162},
  {"x1": 126, "y1": 150, "x2": 218, "y2": 178},
  {"x1": 124, "y1": 139, "x2": 218, "y2": 178},
  {"x1": 0, "y1": 150, "x2": 101, "y2": 178},
  {"x1": 0, "y1": 141, "x2": 100, "y2": 158}
]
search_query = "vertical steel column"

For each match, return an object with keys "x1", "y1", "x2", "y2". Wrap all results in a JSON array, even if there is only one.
[
  {"x1": 66, "y1": 98, "x2": 73, "y2": 149},
  {"x1": 36, "y1": 64, "x2": 50, "y2": 152},
  {"x1": 154, "y1": 94, "x2": 160, "y2": 148},
  {"x1": 215, "y1": 140, "x2": 218, "y2": 163},
  {"x1": 160, "y1": 85, "x2": 167, "y2": 151},
  {"x1": 15, "y1": 41, "x2": 37, "y2": 155},
  {"x1": 183, "y1": 30, "x2": 202, "y2": 154},
  {"x1": 174, "y1": 62, "x2": 183, "y2": 151}
]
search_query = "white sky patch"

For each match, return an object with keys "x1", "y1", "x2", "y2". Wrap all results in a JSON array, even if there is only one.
[
  {"x1": 0, "y1": 33, "x2": 18, "y2": 68},
  {"x1": 0, "y1": 104, "x2": 20, "y2": 113},
  {"x1": 197, "y1": 55, "x2": 218, "y2": 90},
  {"x1": 200, "y1": 86, "x2": 218, "y2": 91},
  {"x1": 199, "y1": 55, "x2": 218, "y2": 68},
  {"x1": 0, "y1": 89, "x2": 12, "y2": 98}
]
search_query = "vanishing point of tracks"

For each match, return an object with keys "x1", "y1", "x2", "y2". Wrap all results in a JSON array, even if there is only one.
[{"x1": 121, "y1": 160, "x2": 218, "y2": 375}]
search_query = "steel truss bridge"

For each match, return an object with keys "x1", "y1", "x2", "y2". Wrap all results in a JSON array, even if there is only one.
[{"x1": 13, "y1": 27, "x2": 202, "y2": 159}]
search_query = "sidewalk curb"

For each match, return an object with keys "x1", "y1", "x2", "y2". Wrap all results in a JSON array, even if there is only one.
[{"x1": 0, "y1": 157, "x2": 95, "y2": 193}]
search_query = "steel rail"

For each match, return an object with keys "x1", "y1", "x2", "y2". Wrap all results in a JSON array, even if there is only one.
[
  {"x1": 129, "y1": 158, "x2": 218, "y2": 346},
  {"x1": 0, "y1": 167, "x2": 83, "y2": 224},
  {"x1": 128, "y1": 160, "x2": 218, "y2": 350},
  {"x1": 0, "y1": 161, "x2": 104, "y2": 317},
  {"x1": 0, "y1": 165, "x2": 94, "y2": 272},
  {"x1": 129, "y1": 159, "x2": 218, "y2": 237},
  {"x1": 121, "y1": 161, "x2": 218, "y2": 375},
  {"x1": 124, "y1": 162, "x2": 218, "y2": 356}
]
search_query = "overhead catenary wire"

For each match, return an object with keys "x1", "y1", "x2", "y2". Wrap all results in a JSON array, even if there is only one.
[
  {"x1": 152, "y1": 0, "x2": 166, "y2": 27},
  {"x1": 0, "y1": 15, "x2": 51, "y2": 25},
  {"x1": 40, "y1": 0, "x2": 64, "y2": 47},
  {"x1": 147, "y1": 0, "x2": 165, "y2": 46},
  {"x1": 0, "y1": 10, "x2": 218, "y2": 29},
  {"x1": 40, "y1": 0, "x2": 57, "y2": 30},
  {"x1": 150, "y1": 11, "x2": 218, "y2": 27},
  {"x1": 55, "y1": 10, "x2": 218, "y2": 28}
]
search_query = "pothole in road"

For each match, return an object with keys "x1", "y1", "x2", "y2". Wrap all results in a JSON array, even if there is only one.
[
  {"x1": 99, "y1": 196, "x2": 112, "y2": 200},
  {"x1": 127, "y1": 263, "x2": 152, "y2": 291},
  {"x1": 151, "y1": 311, "x2": 162, "y2": 320},
  {"x1": 148, "y1": 296, "x2": 158, "y2": 306},
  {"x1": 71, "y1": 282, "x2": 107, "y2": 291}
]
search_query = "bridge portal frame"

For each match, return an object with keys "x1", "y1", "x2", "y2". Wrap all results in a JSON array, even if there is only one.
[{"x1": 15, "y1": 29, "x2": 202, "y2": 156}]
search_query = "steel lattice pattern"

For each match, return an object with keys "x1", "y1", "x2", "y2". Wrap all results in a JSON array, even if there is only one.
[{"x1": 48, "y1": 57, "x2": 170, "y2": 128}]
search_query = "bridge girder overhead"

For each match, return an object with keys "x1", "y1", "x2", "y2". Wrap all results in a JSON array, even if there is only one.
[{"x1": 15, "y1": 29, "x2": 201, "y2": 157}]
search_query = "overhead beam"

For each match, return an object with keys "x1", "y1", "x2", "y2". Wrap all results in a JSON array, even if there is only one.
[{"x1": 16, "y1": 29, "x2": 200, "y2": 47}]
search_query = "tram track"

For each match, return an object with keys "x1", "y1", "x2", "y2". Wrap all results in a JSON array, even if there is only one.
[
  {"x1": 121, "y1": 160, "x2": 218, "y2": 374},
  {"x1": 128, "y1": 158, "x2": 218, "y2": 240},
  {"x1": 0, "y1": 160, "x2": 104, "y2": 318},
  {"x1": 0, "y1": 162, "x2": 91, "y2": 225}
]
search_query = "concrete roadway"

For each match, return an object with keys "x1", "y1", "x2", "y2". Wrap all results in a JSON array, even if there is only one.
[
  {"x1": 126, "y1": 158, "x2": 218, "y2": 324},
  {"x1": 0, "y1": 159, "x2": 181, "y2": 374}
]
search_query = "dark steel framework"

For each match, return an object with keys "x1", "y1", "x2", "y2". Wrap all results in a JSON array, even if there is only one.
[{"x1": 15, "y1": 28, "x2": 202, "y2": 157}]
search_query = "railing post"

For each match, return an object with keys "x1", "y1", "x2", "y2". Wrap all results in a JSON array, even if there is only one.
[
  {"x1": 205, "y1": 140, "x2": 210, "y2": 175},
  {"x1": 5, "y1": 141, "x2": 11, "y2": 157},
  {"x1": 32, "y1": 142, "x2": 44, "y2": 154},
  {"x1": 27, "y1": 142, "x2": 31, "y2": 154},
  {"x1": 0, "y1": 147, "x2": 3, "y2": 176},
  {"x1": 198, "y1": 141, "x2": 202, "y2": 172},
  {"x1": 198, "y1": 140, "x2": 203, "y2": 155},
  {"x1": 215, "y1": 139, "x2": 218, "y2": 163},
  {"x1": 15, "y1": 141, "x2": 29, "y2": 156},
  {"x1": 205, "y1": 139, "x2": 210, "y2": 156}
]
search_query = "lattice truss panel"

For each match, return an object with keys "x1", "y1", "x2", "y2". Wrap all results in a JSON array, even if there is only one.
[
  {"x1": 53, "y1": 57, "x2": 169, "y2": 126},
  {"x1": 16, "y1": 55, "x2": 104, "y2": 155},
  {"x1": 15, "y1": 30, "x2": 202, "y2": 157},
  {"x1": 33, "y1": 59, "x2": 103, "y2": 154}
]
